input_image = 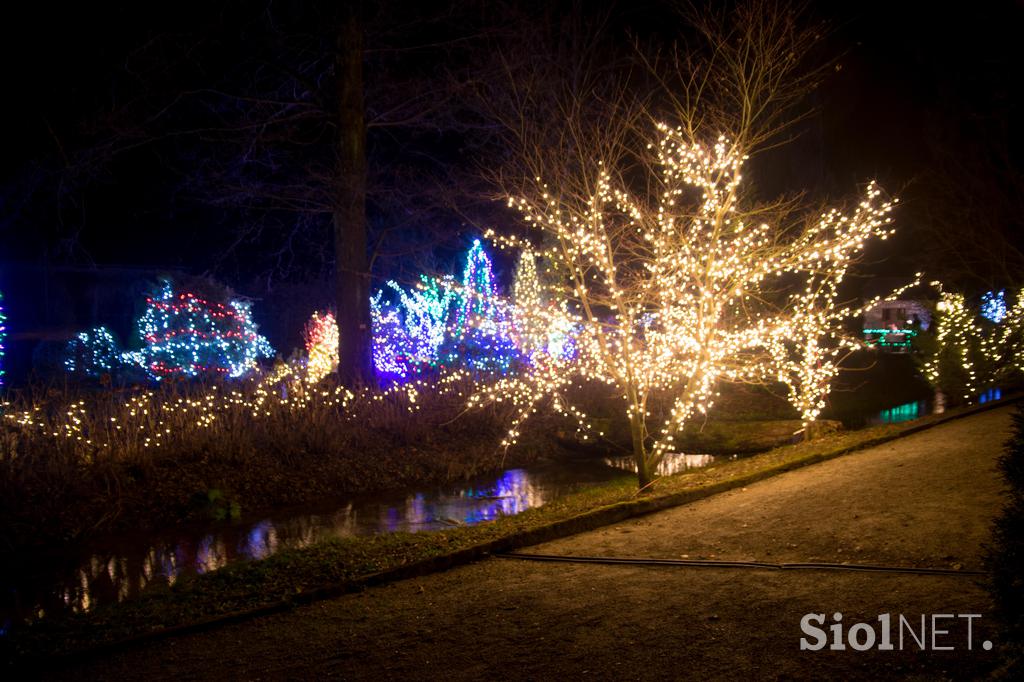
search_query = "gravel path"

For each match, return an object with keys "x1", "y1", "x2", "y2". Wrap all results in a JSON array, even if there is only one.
[{"x1": 50, "y1": 406, "x2": 1014, "y2": 680}]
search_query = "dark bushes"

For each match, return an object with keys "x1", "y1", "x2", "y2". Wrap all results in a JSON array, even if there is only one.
[{"x1": 987, "y1": 405, "x2": 1024, "y2": 677}]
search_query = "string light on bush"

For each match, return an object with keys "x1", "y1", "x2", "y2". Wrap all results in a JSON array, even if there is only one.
[
  {"x1": 65, "y1": 326, "x2": 121, "y2": 377},
  {"x1": 443, "y1": 239, "x2": 518, "y2": 372},
  {"x1": 924, "y1": 283, "x2": 1024, "y2": 402},
  {"x1": 133, "y1": 281, "x2": 273, "y2": 380},
  {"x1": 370, "y1": 291, "x2": 414, "y2": 380},
  {"x1": 996, "y1": 291, "x2": 1024, "y2": 375},
  {"x1": 303, "y1": 311, "x2": 338, "y2": 383},
  {"x1": 924, "y1": 283, "x2": 979, "y2": 401},
  {"x1": 387, "y1": 276, "x2": 456, "y2": 367},
  {"x1": 981, "y1": 290, "x2": 1007, "y2": 324},
  {"x1": 2, "y1": 350, "x2": 484, "y2": 459}
]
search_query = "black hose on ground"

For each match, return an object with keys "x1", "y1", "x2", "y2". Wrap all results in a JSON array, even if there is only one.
[{"x1": 493, "y1": 552, "x2": 987, "y2": 577}]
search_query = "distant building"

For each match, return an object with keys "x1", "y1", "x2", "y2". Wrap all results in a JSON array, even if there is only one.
[{"x1": 861, "y1": 279, "x2": 931, "y2": 353}]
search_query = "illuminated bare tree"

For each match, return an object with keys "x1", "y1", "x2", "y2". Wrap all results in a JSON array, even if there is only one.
[
  {"x1": 766, "y1": 267, "x2": 919, "y2": 440},
  {"x1": 476, "y1": 1, "x2": 898, "y2": 488}
]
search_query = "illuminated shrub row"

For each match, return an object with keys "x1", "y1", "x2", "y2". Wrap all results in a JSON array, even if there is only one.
[
  {"x1": 61, "y1": 240, "x2": 574, "y2": 384},
  {"x1": 65, "y1": 281, "x2": 274, "y2": 381},
  {"x1": 925, "y1": 285, "x2": 1024, "y2": 402}
]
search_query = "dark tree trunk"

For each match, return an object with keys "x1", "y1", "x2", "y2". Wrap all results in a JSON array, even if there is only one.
[
  {"x1": 630, "y1": 411, "x2": 655, "y2": 490},
  {"x1": 335, "y1": 9, "x2": 373, "y2": 386}
]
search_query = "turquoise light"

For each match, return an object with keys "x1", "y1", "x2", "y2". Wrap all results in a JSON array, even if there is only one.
[{"x1": 877, "y1": 400, "x2": 923, "y2": 424}]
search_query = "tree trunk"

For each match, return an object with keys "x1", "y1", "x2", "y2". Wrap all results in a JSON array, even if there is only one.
[
  {"x1": 334, "y1": 9, "x2": 373, "y2": 387},
  {"x1": 630, "y1": 411, "x2": 654, "y2": 490}
]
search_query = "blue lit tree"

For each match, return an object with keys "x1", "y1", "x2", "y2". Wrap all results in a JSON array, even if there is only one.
[
  {"x1": 66, "y1": 327, "x2": 122, "y2": 378},
  {"x1": 370, "y1": 290, "x2": 416, "y2": 381},
  {"x1": 443, "y1": 240, "x2": 518, "y2": 371},
  {"x1": 132, "y1": 281, "x2": 273, "y2": 380}
]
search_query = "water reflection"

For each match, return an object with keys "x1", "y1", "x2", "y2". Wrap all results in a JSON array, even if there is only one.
[
  {"x1": 876, "y1": 400, "x2": 925, "y2": 424},
  {"x1": 872, "y1": 387, "x2": 1002, "y2": 425},
  {"x1": 602, "y1": 452, "x2": 719, "y2": 477},
  {"x1": 1, "y1": 458, "x2": 652, "y2": 628}
]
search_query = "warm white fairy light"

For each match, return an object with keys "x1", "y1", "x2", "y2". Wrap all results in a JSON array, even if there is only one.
[
  {"x1": 996, "y1": 291, "x2": 1024, "y2": 376},
  {"x1": 925, "y1": 283, "x2": 979, "y2": 401},
  {"x1": 928, "y1": 284, "x2": 1024, "y2": 401},
  {"x1": 304, "y1": 311, "x2": 339, "y2": 384},
  {"x1": 1, "y1": 358, "x2": 490, "y2": 458},
  {"x1": 512, "y1": 250, "x2": 547, "y2": 357},
  {"x1": 482, "y1": 125, "x2": 897, "y2": 484},
  {"x1": 765, "y1": 274, "x2": 920, "y2": 435}
]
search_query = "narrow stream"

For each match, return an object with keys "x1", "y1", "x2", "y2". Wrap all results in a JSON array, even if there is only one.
[{"x1": 0, "y1": 450, "x2": 716, "y2": 631}]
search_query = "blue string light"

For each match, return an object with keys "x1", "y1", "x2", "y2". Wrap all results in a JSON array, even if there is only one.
[
  {"x1": 370, "y1": 240, "x2": 522, "y2": 381},
  {"x1": 133, "y1": 281, "x2": 273, "y2": 380},
  {"x1": 442, "y1": 240, "x2": 518, "y2": 372},
  {"x1": 0, "y1": 289, "x2": 6, "y2": 387},
  {"x1": 981, "y1": 290, "x2": 1007, "y2": 324},
  {"x1": 65, "y1": 326, "x2": 121, "y2": 377}
]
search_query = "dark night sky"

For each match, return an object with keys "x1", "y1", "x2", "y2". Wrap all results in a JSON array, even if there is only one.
[
  {"x1": 2, "y1": 1, "x2": 1020, "y2": 265},
  {"x1": 0, "y1": 0, "x2": 1021, "y2": 372}
]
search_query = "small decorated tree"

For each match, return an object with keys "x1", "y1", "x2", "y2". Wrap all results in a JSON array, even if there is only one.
[
  {"x1": 767, "y1": 273, "x2": 918, "y2": 439},
  {"x1": 65, "y1": 326, "x2": 122, "y2": 378},
  {"x1": 370, "y1": 291, "x2": 416, "y2": 380},
  {"x1": 443, "y1": 240, "x2": 517, "y2": 372},
  {"x1": 512, "y1": 250, "x2": 545, "y2": 356},
  {"x1": 304, "y1": 311, "x2": 339, "y2": 383},
  {"x1": 133, "y1": 281, "x2": 273, "y2": 380},
  {"x1": 925, "y1": 286, "x2": 984, "y2": 403}
]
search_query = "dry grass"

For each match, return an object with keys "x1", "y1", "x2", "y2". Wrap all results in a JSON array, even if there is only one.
[{"x1": 0, "y1": 369, "x2": 554, "y2": 551}]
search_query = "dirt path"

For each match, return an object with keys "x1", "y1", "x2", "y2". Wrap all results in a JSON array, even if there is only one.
[{"x1": 48, "y1": 407, "x2": 1014, "y2": 680}]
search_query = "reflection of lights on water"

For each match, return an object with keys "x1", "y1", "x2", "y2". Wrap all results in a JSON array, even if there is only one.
[
  {"x1": 876, "y1": 401, "x2": 923, "y2": 424},
  {"x1": 877, "y1": 388, "x2": 1000, "y2": 425},
  {"x1": 396, "y1": 469, "x2": 549, "y2": 527},
  {"x1": 118, "y1": 559, "x2": 130, "y2": 602},
  {"x1": 164, "y1": 548, "x2": 179, "y2": 586},
  {"x1": 383, "y1": 505, "x2": 403, "y2": 533},
  {"x1": 459, "y1": 469, "x2": 545, "y2": 523},
  {"x1": 196, "y1": 535, "x2": 228, "y2": 574},
  {"x1": 405, "y1": 493, "x2": 429, "y2": 527},
  {"x1": 8, "y1": 465, "x2": 614, "y2": 624},
  {"x1": 241, "y1": 520, "x2": 278, "y2": 561},
  {"x1": 602, "y1": 453, "x2": 716, "y2": 476},
  {"x1": 79, "y1": 571, "x2": 90, "y2": 612}
]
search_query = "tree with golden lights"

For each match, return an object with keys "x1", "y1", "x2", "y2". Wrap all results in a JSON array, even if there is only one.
[
  {"x1": 927, "y1": 284, "x2": 1024, "y2": 403},
  {"x1": 304, "y1": 311, "x2": 340, "y2": 384},
  {"x1": 765, "y1": 269, "x2": 919, "y2": 440},
  {"x1": 477, "y1": 1, "x2": 901, "y2": 487}
]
